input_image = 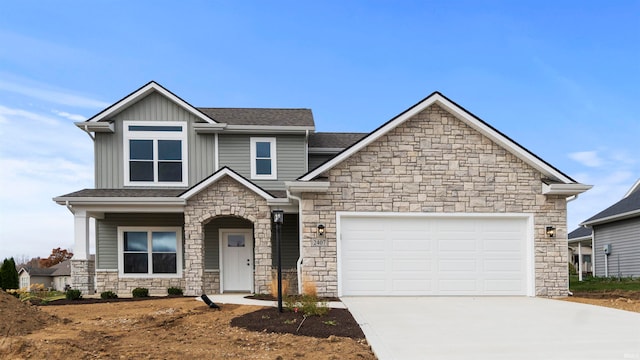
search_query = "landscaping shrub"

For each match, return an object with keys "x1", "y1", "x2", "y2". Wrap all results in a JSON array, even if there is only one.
[
  {"x1": 0, "y1": 258, "x2": 19, "y2": 290},
  {"x1": 167, "y1": 287, "x2": 183, "y2": 296},
  {"x1": 65, "y1": 289, "x2": 82, "y2": 300},
  {"x1": 132, "y1": 287, "x2": 149, "y2": 298},
  {"x1": 101, "y1": 290, "x2": 118, "y2": 299},
  {"x1": 568, "y1": 262, "x2": 577, "y2": 276},
  {"x1": 284, "y1": 294, "x2": 329, "y2": 316}
]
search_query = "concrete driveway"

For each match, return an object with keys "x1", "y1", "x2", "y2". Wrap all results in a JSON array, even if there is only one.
[{"x1": 341, "y1": 297, "x2": 640, "y2": 360}]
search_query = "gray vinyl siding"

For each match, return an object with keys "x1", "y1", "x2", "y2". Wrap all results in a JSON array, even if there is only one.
[
  {"x1": 272, "y1": 214, "x2": 300, "y2": 269},
  {"x1": 218, "y1": 134, "x2": 306, "y2": 190},
  {"x1": 204, "y1": 217, "x2": 253, "y2": 270},
  {"x1": 96, "y1": 213, "x2": 184, "y2": 269},
  {"x1": 94, "y1": 91, "x2": 216, "y2": 188},
  {"x1": 308, "y1": 154, "x2": 335, "y2": 171},
  {"x1": 593, "y1": 218, "x2": 640, "y2": 277}
]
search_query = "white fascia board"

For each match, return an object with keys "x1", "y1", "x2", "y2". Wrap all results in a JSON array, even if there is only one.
[
  {"x1": 542, "y1": 183, "x2": 593, "y2": 196},
  {"x1": 285, "y1": 181, "x2": 330, "y2": 193},
  {"x1": 580, "y1": 209, "x2": 640, "y2": 227},
  {"x1": 624, "y1": 178, "x2": 640, "y2": 198},
  {"x1": 53, "y1": 196, "x2": 185, "y2": 206},
  {"x1": 87, "y1": 81, "x2": 215, "y2": 124},
  {"x1": 301, "y1": 93, "x2": 576, "y2": 184},
  {"x1": 180, "y1": 168, "x2": 274, "y2": 201},
  {"x1": 75, "y1": 121, "x2": 114, "y2": 133},
  {"x1": 223, "y1": 125, "x2": 315, "y2": 134},
  {"x1": 193, "y1": 123, "x2": 228, "y2": 133},
  {"x1": 568, "y1": 235, "x2": 593, "y2": 244},
  {"x1": 267, "y1": 198, "x2": 291, "y2": 206}
]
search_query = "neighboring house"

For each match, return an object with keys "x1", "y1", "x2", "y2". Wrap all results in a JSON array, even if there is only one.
[
  {"x1": 567, "y1": 226, "x2": 592, "y2": 280},
  {"x1": 577, "y1": 179, "x2": 640, "y2": 278},
  {"x1": 18, "y1": 260, "x2": 73, "y2": 291},
  {"x1": 54, "y1": 81, "x2": 591, "y2": 297}
]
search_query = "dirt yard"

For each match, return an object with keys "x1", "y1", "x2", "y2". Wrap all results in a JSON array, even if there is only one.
[
  {"x1": 0, "y1": 292, "x2": 375, "y2": 360},
  {"x1": 2, "y1": 290, "x2": 639, "y2": 360}
]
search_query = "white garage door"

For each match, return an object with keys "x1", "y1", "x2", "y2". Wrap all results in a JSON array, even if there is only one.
[{"x1": 339, "y1": 215, "x2": 531, "y2": 296}]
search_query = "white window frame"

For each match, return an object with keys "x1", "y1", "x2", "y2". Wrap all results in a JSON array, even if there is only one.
[
  {"x1": 250, "y1": 137, "x2": 277, "y2": 180},
  {"x1": 123, "y1": 121, "x2": 188, "y2": 187},
  {"x1": 117, "y1": 226, "x2": 183, "y2": 278}
]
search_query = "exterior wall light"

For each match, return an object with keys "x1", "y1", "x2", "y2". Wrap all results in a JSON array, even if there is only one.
[
  {"x1": 317, "y1": 224, "x2": 325, "y2": 236},
  {"x1": 546, "y1": 226, "x2": 556, "y2": 238}
]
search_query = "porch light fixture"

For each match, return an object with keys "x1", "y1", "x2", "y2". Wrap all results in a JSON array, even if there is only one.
[
  {"x1": 272, "y1": 209, "x2": 284, "y2": 312},
  {"x1": 317, "y1": 224, "x2": 325, "y2": 236},
  {"x1": 546, "y1": 226, "x2": 556, "y2": 238}
]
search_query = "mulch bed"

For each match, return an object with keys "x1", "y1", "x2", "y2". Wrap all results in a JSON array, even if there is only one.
[
  {"x1": 230, "y1": 307, "x2": 365, "y2": 339},
  {"x1": 33, "y1": 295, "x2": 189, "y2": 306},
  {"x1": 572, "y1": 290, "x2": 640, "y2": 300}
]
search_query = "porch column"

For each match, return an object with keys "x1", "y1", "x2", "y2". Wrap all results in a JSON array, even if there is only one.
[
  {"x1": 71, "y1": 210, "x2": 95, "y2": 294},
  {"x1": 577, "y1": 241, "x2": 583, "y2": 281}
]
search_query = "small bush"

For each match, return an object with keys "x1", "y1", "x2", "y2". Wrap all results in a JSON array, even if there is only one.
[
  {"x1": 284, "y1": 294, "x2": 328, "y2": 316},
  {"x1": 132, "y1": 287, "x2": 149, "y2": 298},
  {"x1": 270, "y1": 277, "x2": 289, "y2": 297},
  {"x1": 167, "y1": 287, "x2": 183, "y2": 296},
  {"x1": 568, "y1": 262, "x2": 577, "y2": 276},
  {"x1": 101, "y1": 290, "x2": 118, "y2": 299},
  {"x1": 65, "y1": 289, "x2": 82, "y2": 300}
]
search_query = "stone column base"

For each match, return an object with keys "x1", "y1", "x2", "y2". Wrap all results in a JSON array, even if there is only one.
[{"x1": 71, "y1": 259, "x2": 96, "y2": 295}]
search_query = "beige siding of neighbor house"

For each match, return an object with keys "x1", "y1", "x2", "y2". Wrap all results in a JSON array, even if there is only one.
[
  {"x1": 299, "y1": 104, "x2": 568, "y2": 297},
  {"x1": 218, "y1": 134, "x2": 307, "y2": 190},
  {"x1": 94, "y1": 91, "x2": 216, "y2": 188},
  {"x1": 593, "y1": 218, "x2": 640, "y2": 277}
]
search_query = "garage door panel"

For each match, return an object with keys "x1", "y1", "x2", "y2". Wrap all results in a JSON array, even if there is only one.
[{"x1": 340, "y1": 215, "x2": 529, "y2": 296}]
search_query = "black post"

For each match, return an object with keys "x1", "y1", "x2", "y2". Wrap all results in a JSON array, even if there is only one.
[{"x1": 273, "y1": 210, "x2": 284, "y2": 312}]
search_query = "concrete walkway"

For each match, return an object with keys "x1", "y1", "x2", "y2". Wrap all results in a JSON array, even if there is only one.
[
  {"x1": 199, "y1": 293, "x2": 346, "y2": 309},
  {"x1": 342, "y1": 297, "x2": 640, "y2": 360}
]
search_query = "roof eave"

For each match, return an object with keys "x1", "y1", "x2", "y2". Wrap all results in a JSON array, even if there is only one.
[
  {"x1": 542, "y1": 183, "x2": 593, "y2": 196},
  {"x1": 581, "y1": 209, "x2": 640, "y2": 227},
  {"x1": 285, "y1": 181, "x2": 331, "y2": 193},
  {"x1": 75, "y1": 121, "x2": 114, "y2": 133},
  {"x1": 53, "y1": 196, "x2": 186, "y2": 206},
  {"x1": 568, "y1": 235, "x2": 593, "y2": 244},
  {"x1": 86, "y1": 81, "x2": 215, "y2": 125}
]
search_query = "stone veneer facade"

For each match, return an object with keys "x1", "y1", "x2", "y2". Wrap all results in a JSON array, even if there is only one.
[
  {"x1": 299, "y1": 104, "x2": 568, "y2": 297},
  {"x1": 183, "y1": 176, "x2": 273, "y2": 296},
  {"x1": 71, "y1": 259, "x2": 95, "y2": 295},
  {"x1": 96, "y1": 270, "x2": 184, "y2": 296}
]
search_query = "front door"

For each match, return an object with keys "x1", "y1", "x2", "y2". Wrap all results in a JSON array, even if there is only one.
[{"x1": 221, "y1": 229, "x2": 253, "y2": 292}]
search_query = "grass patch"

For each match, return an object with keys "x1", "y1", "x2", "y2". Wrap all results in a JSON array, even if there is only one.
[{"x1": 570, "y1": 275, "x2": 640, "y2": 292}]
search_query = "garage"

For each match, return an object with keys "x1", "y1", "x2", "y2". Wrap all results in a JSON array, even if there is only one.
[{"x1": 338, "y1": 214, "x2": 533, "y2": 296}]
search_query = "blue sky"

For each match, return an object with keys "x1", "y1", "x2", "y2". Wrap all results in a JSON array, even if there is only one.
[{"x1": 0, "y1": 1, "x2": 638, "y2": 260}]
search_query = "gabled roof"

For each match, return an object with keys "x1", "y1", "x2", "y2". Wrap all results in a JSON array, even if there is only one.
[
  {"x1": 179, "y1": 166, "x2": 275, "y2": 201},
  {"x1": 581, "y1": 178, "x2": 640, "y2": 226},
  {"x1": 299, "y1": 91, "x2": 580, "y2": 186},
  {"x1": 568, "y1": 226, "x2": 592, "y2": 241},
  {"x1": 198, "y1": 108, "x2": 314, "y2": 127},
  {"x1": 83, "y1": 81, "x2": 215, "y2": 124}
]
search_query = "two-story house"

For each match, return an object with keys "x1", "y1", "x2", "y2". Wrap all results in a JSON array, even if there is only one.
[{"x1": 55, "y1": 81, "x2": 590, "y2": 297}]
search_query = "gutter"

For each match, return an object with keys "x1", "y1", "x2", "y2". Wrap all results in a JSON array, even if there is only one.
[{"x1": 287, "y1": 189, "x2": 304, "y2": 294}]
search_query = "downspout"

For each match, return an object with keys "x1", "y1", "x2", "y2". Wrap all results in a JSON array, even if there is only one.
[
  {"x1": 81, "y1": 125, "x2": 95, "y2": 141},
  {"x1": 287, "y1": 189, "x2": 304, "y2": 294}
]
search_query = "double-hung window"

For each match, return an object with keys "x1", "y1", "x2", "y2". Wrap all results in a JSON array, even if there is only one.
[
  {"x1": 124, "y1": 122, "x2": 188, "y2": 186},
  {"x1": 250, "y1": 137, "x2": 277, "y2": 180},
  {"x1": 118, "y1": 227, "x2": 183, "y2": 277}
]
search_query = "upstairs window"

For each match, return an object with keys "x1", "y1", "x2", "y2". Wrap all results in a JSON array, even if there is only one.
[
  {"x1": 250, "y1": 137, "x2": 277, "y2": 180},
  {"x1": 124, "y1": 122, "x2": 188, "y2": 186}
]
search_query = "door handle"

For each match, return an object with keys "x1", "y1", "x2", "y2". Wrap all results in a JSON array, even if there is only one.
[{"x1": 246, "y1": 259, "x2": 251, "y2": 266}]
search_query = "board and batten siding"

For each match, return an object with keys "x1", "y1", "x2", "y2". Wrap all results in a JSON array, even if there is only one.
[
  {"x1": 218, "y1": 134, "x2": 306, "y2": 190},
  {"x1": 96, "y1": 213, "x2": 184, "y2": 270},
  {"x1": 94, "y1": 91, "x2": 216, "y2": 188},
  {"x1": 593, "y1": 218, "x2": 640, "y2": 277}
]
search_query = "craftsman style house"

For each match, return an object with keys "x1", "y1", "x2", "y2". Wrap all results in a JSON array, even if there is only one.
[{"x1": 55, "y1": 81, "x2": 590, "y2": 297}]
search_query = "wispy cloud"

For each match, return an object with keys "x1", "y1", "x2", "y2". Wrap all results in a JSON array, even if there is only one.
[
  {"x1": 53, "y1": 110, "x2": 86, "y2": 122},
  {"x1": 568, "y1": 150, "x2": 603, "y2": 168},
  {"x1": 0, "y1": 105, "x2": 60, "y2": 126},
  {"x1": 0, "y1": 76, "x2": 109, "y2": 109}
]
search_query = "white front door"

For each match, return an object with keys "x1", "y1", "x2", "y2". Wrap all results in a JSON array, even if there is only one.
[{"x1": 221, "y1": 229, "x2": 253, "y2": 292}]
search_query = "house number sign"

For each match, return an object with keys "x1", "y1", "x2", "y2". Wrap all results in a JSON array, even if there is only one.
[{"x1": 312, "y1": 239, "x2": 328, "y2": 247}]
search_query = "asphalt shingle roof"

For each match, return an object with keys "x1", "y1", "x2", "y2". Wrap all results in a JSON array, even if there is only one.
[
  {"x1": 583, "y1": 185, "x2": 640, "y2": 224},
  {"x1": 197, "y1": 108, "x2": 314, "y2": 127},
  {"x1": 308, "y1": 132, "x2": 368, "y2": 148},
  {"x1": 58, "y1": 189, "x2": 185, "y2": 198},
  {"x1": 568, "y1": 226, "x2": 592, "y2": 239}
]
